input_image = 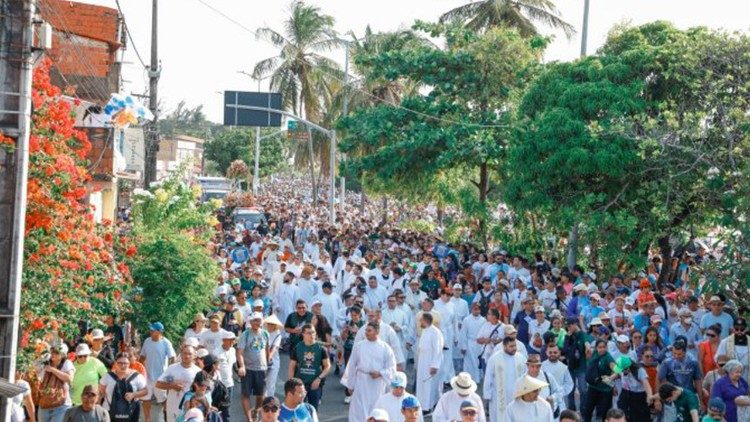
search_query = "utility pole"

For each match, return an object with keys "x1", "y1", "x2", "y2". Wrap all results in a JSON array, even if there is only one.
[
  {"x1": 330, "y1": 129, "x2": 336, "y2": 224},
  {"x1": 580, "y1": 0, "x2": 590, "y2": 57},
  {"x1": 340, "y1": 44, "x2": 348, "y2": 213},
  {"x1": 143, "y1": 0, "x2": 159, "y2": 187},
  {"x1": 253, "y1": 79, "x2": 260, "y2": 195},
  {"x1": 0, "y1": 0, "x2": 34, "y2": 418}
]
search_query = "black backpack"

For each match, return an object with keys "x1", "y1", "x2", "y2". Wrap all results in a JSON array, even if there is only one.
[
  {"x1": 211, "y1": 378, "x2": 231, "y2": 410},
  {"x1": 108, "y1": 372, "x2": 140, "y2": 422},
  {"x1": 478, "y1": 289, "x2": 494, "y2": 317}
]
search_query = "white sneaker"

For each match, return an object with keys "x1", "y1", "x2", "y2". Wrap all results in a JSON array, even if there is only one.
[{"x1": 344, "y1": 396, "x2": 351, "y2": 404}]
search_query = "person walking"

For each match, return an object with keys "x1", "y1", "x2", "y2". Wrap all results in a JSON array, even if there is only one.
[
  {"x1": 139, "y1": 322, "x2": 176, "y2": 422},
  {"x1": 71, "y1": 343, "x2": 107, "y2": 407},
  {"x1": 483, "y1": 337, "x2": 526, "y2": 422},
  {"x1": 155, "y1": 346, "x2": 201, "y2": 422},
  {"x1": 373, "y1": 372, "x2": 422, "y2": 422},
  {"x1": 288, "y1": 324, "x2": 330, "y2": 409},
  {"x1": 237, "y1": 312, "x2": 270, "y2": 421},
  {"x1": 504, "y1": 375, "x2": 554, "y2": 422},
  {"x1": 415, "y1": 312, "x2": 444, "y2": 415},
  {"x1": 38, "y1": 342, "x2": 76, "y2": 422},
  {"x1": 62, "y1": 385, "x2": 109, "y2": 422},
  {"x1": 263, "y1": 314, "x2": 284, "y2": 397},
  {"x1": 99, "y1": 352, "x2": 148, "y2": 422},
  {"x1": 432, "y1": 372, "x2": 485, "y2": 422}
]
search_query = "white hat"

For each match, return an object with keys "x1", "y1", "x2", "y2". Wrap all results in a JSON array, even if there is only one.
[
  {"x1": 585, "y1": 272, "x2": 597, "y2": 281},
  {"x1": 450, "y1": 372, "x2": 477, "y2": 395},
  {"x1": 549, "y1": 309, "x2": 563, "y2": 319},
  {"x1": 588, "y1": 317, "x2": 603, "y2": 327},
  {"x1": 196, "y1": 348, "x2": 209, "y2": 358},
  {"x1": 504, "y1": 325, "x2": 517, "y2": 336},
  {"x1": 390, "y1": 371, "x2": 407, "y2": 389},
  {"x1": 184, "y1": 408, "x2": 205, "y2": 422},
  {"x1": 184, "y1": 337, "x2": 200, "y2": 348},
  {"x1": 263, "y1": 314, "x2": 284, "y2": 328},
  {"x1": 499, "y1": 279, "x2": 510, "y2": 289},
  {"x1": 368, "y1": 408, "x2": 390, "y2": 421},
  {"x1": 534, "y1": 305, "x2": 545, "y2": 313},
  {"x1": 625, "y1": 297, "x2": 635, "y2": 306},
  {"x1": 249, "y1": 312, "x2": 264, "y2": 321},
  {"x1": 513, "y1": 375, "x2": 549, "y2": 399},
  {"x1": 91, "y1": 328, "x2": 105, "y2": 340},
  {"x1": 452, "y1": 283, "x2": 463, "y2": 290},
  {"x1": 75, "y1": 343, "x2": 91, "y2": 356},
  {"x1": 253, "y1": 299, "x2": 264, "y2": 308},
  {"x1": 590, "y1": 293, "x2": 601, "y2": 302},
  {"x1": 574, "y1": 284, "x2": 588, "y2": 293},
  {"x1": 616, "y1": 334, "x2": 630, "y2": 343},
  {"x1": 216, "y1": 285, "x2": 229, "y2": 296},
  {"x1": 221, "y1": 331, "x2": 237, "y2": 340}
]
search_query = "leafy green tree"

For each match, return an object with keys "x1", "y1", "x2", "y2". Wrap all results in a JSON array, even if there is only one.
[
  {"x1": 340, "y1": 23, "x2": 543, "y2": 243},
  {"x1": 440, "y1": 0, "x2": 574, "y2": 37},
  {"x1": 159, "y1": 100, "x2": 217, "y2": 139},
  {"x1": 505, "y1": 22, "x2": 750, "y2": 279},
  {"x1": 203, "y1": 127, "x2": 286, "y2": 176}
]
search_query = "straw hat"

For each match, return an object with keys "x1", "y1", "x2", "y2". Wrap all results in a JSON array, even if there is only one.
[
  {"x1": 449, "y1": 372, "x2": 477, "y2": 395},
  {"x1": 513, "y1": 375, "x2": 549, "y2": 399},
  {"x1": 263, "y1": 314, "x2": 283, "y2": 328}
]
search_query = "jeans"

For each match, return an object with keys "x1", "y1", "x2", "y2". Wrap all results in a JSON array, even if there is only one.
[
  {"x1": 567, "y1": 369, "x2": 587, "y2": 411},
  {"x1": 38, "y1": 405, "x2": 70, "y2": 422},
  {"x1": 304, "y1": 383, "x2": 323, "y2": 409}
]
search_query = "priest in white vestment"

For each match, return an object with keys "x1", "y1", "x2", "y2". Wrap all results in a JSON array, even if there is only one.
[
  {"x1": 432, "y1": 372, "x2": 486, "y2": 422},
  {"x1": 373, "y1": 372, "x2": 423, "y2": 422},
  {"x1": 434, "y1": 290, "x2": 457, "y2": 385},
  {"x1": 416, "y1": 312, "x2": 444, "y2": 413},
  {"x1": 484, "y1": 337, "x2": 527, "y2": 422},
  {"x1": 459, "y1": 304, "x2": 487, "y2": 382},
  {"x1": 341, "y1": 321, "x2": 398, "y2": 422},
  {"x1": 540, "y1": 344, "x2": 574, "y2": 413},
  {"x1": 524, "y1": 354, "x2": 564, "y2": 418},
  {"x1": 355, "y1": 309, "x2": 406, "y2": 369},
  {"x1": 450, "y1": 284, "x2": 470, "y2": 370},
  {"x1": 382, "y1": 296, "x2": 410, "y2": 365},
  {"x1": 504, "y1": 375, "x2": 554, "y2": 422}
]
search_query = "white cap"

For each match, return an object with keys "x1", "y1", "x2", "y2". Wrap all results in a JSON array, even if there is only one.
[
  {"x1": 221, "y1": 331, "x2": 237, "y2": 340},
  {"x1": 574, "y1": 284, "x2": 588, "y2": 292},
  {"x1": 616, "y1": 334, "x2": 630, "y2": 343},
  {"x1": 184, "y1": 337, "x2": 200, "y2": 348},
  {"x1": 91, "y1": 328, "x2": 105, "y2": 339},
  {"x1": 253, "y1": 299, "x2": 264, "y2": 308},
  {"x1": 249, "y1": 312, "x2": 264, "y2": 321},
  {"x1": 625, "y1": 297, "x2": 635, "y2": 306},
  {"x1": 368, "y1": 408, "x2": 390, "y2": 421},
  {"x1": 216, "y1": 285, "x2": 229, "y2": 296},
  {"x1": 452, "y1": 283, "x2": 463, "y2": 290},
  {"x1": 75, "y1": 343, "x2": 91, "y2": 356},
  {"x1": 534, "y1": 305, "x2": 545, "y2": 313},
  {"x1": 196, "y1": 348, "x2": 209, "y2": 358}
]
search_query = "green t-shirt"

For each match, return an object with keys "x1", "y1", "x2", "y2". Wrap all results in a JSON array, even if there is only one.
[
  {"x1": 673, "y1": 388, "x2": 699, "y2": 422},
  {"x1": 587, "y1": 352, "x2": 615, "y2": 392},
  {"x1": 240, "y1": 277, "x2": 256, "y2": 293},
  {"x1": 291, "y1": 342, "x2": 327, "y2": 384},
  {"x1": 71, "y1": 358, "x2": 107, "y2": 405},
  {"x1": 284, "y1": 311, "x2": 313, "y2": 348},
  {"x1": 343, "y1": 320, "x2": 364, "y2": 351},
  {"x1": 421, "y1": 279, "x2": 440, "y2": 294}
]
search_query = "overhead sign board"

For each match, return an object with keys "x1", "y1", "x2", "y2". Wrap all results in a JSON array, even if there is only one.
[{"x1": 223, "y1": 91, "x2": 283, "y2": 127}]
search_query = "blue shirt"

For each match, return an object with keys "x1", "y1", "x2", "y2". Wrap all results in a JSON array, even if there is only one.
[
  {"x1": 279, "y1": 402, "x2": 318, "y2": 422},
  {"x1": 140, "y1": 337, "x2": 176, "y2": 381},
  {"x1": 513, "y1": 310, "x2": 533, "y2": 345},
  {"x1": 711, "y1": 375, "x2": 749, "y2": 422},
  {"x1": 657, "y1": 356, "x2": 701, "y2": 392},
  {"x1": 700, "y1": 312, "x2": 734, "y2": 338}
]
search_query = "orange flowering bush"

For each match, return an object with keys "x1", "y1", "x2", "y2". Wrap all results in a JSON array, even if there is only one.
[{"x1": 19, "y1": 59, "x2": 133, "y2": 368}]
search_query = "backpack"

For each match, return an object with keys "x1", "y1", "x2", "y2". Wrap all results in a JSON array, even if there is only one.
[
  {"x1": 108, "y1": 372, "x2": 140, "y2": 422},
  {"x1": 478, "y1": 289, "x2": 494, "y2": 317},
  {"x1": 211, "y1": 378, "x2": 231, "y2": 410}
]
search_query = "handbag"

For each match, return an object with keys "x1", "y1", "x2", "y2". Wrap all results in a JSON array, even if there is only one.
[{"x1": 38, "y1": 363, "x2": 66, "y2": 409}]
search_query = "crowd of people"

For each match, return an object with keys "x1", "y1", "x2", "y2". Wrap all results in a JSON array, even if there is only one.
[{"x1": 15, "y1": 177, "x2": 750, "y2": 422}]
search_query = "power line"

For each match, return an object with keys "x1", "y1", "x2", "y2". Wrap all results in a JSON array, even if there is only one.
[
  {"x1": 115, "y1": 0, "x2": 148, "y2": 69},
  {"x1": 192, "y1": 0, "x2": 509, "y2": 129}
]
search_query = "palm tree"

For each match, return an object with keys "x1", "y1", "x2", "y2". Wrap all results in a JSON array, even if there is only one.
[
  {"x1": 440, "y1": 0, "x2": 575, "y2": 38},
  {"x1": 252, "y1": 0, "x2": 342, "y2": 199}
]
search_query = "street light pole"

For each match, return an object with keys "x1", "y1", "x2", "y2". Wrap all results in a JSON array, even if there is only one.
[
  {"x1": 580, "y1": 0, "x2": 590, "y2": 57},
  {"x1": 253, "y1": 79, "x2": 261, "y2": 195},
  {"x1": 330, "y1": 130, "x2": 336, "y2": 224},
  {"x1": 340, "y1": 44, "x2": 349, "y2": 213}
]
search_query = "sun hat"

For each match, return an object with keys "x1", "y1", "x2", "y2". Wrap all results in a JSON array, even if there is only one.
[
  {"x1": 194, "y1": 312, "x2": 207, "y2": 322},
  {"x1": 368, "y1": 408, "x2": 389, "y2": 421},
  {"x1": 263, "y1": 314, "x2": 283, "y2": 328},
  {"x1": 504, "y1": 325, "x2": 517, "y2": 336},
  {"x1": 221, "y1": 331, "x2": 236, "y2": 340},
  {"x1": 513, "y1": 375, "x2": 549, "y2": 399},
  {"x1": 390, "y1": 371, "x2": 407, "y2": 389},
  {"x1": 400, "y1": 396, "x2": 420, "y2": 409},
  {"x1": 574, "y1": 284, "x2": 588, "y2": 293},
  {"x1": 600, "y1": 313, "x2": 611, "y2": 320},
  {"x1": 588, "y1": 317, "x2": 603, "y2": 327},
  {"x1": 450, "y1": 372, "x2": 477, "y2": 395},
  {"x1": 75, "y1": 343, "x2": 91, "y2": 356}
]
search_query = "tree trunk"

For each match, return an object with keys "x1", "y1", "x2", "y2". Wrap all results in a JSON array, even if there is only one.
[
  {"x1": 657, "y1": 235, "x2": 672, "y2": 290},
  {"x1": 437, "y1": 205, "x2": 444, "y2": 226},
  {"x1": 567, "y1": 225, "x2": 578, "y2": 269},
  {"x1": 478, "y1": 162, "x2": 489, "y2": 249},
  {"x1": 381, "y1": 196, "x2": 388, "y2": 226},
  {"x1": 360, "y1": 191, "x2": 366, "y2": 215}
]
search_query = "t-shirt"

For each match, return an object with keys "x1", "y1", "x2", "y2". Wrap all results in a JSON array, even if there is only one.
[
  {"x1": 284, "y1": 312, "x2": 313, "y2": 348},
  {"x1": 700, "y1": 312, "x2": 734, "y2": 338},
  {"x1": 99, "y1": 371, "x2": 147, "y2": 411},
  {"x1": 621, "y1": 367, "x2": 648, "y2": 392},
  {"x1": 587, "y1": 353, "x2": 615, "y2": 392},
  {"x1": 157, "y1": 363, "x2": 201, "y2": 417},
  {"x1": 672, "y1": 388, "x2": 699, "y2": 422},
  {"x1": 279, "y1": 402, "x2": 318, "y2": 422},
  {"x1": 237, "y1": 328, "x2": 269, "y2": 371},
  {"x1": 62, "y1": 405, "x2": 109, "y2": 422},
  {"x1": 71, "y1": 358, "x2": 108, "y2": 405},
  {"x1": 140, "y1": 337, "x2": 176, "y2": 382},
  {"x1": 199, "y1": 328, "x2": 230, "y2": 351},
  {"x1": 657, "y1": 357, "x2": 701, "y2": 392},
  {"x1": 10, "y1": 380, "x2": 30, "y2": 422},
  {"x1": 290, "y1": 342, "x2": 326, "y2": 384}
]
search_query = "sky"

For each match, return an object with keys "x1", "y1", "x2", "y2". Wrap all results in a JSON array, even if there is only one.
[{"x1": 79, "y1": 0, "x2": 750, "y2": 123}]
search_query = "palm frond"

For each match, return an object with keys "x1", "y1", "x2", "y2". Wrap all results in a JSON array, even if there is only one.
[
  {"x1": 516, "y1": 2, "x2": 576, "y2": 38},
  {"x1": 255, "y1": 27, "x2": 289, "y2": 49},
  {"x1": 439, "y1": 1, "x2": 486, "y2": 24},
  {"x1": 252, "y1": 56, "x2": 282, "y2": 79}
]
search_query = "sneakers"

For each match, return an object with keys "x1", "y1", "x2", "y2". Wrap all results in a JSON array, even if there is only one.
[{"x1": 344, "y1": 396, "x2": 351, "y2": 404}]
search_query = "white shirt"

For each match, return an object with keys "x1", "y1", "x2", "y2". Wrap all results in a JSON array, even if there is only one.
[
  {"x1": 100, "y1": 371, "x2": 148, "y2": 411},
  {"x1": 504, "y1": 398, "x2": 554, "y2": 422},
  {"x1": 432, "y1": 390, "x2": 486, "y2": 422},
  {"x1": 199, "y1": 328, "x2": 230, "y2": 351},
  {"x1": 157, "y1": 363, "x2": 201, "y2": 417},
  {"x1": 213, "y1": 345, "x2": 237, "y2": 388},
  {"x1": 538, "y1": 289, "x2": 557, "y2": 311}
]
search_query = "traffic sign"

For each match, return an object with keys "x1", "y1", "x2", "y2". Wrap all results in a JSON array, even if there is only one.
[{"x1": 223, "y1": 91, "x2": 283, "y2": 127}]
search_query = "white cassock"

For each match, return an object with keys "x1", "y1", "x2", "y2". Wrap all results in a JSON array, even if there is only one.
[
  {"x1": 504, "y1": 398, "x2": 553, "y2": 422},
  {"x1": 296, "y1": 277, "x2": 319, "y2": 304},
  {"x1": 529, "y1": 371, "x2": 564, "y2": 418},
  {"x1": 273, "y1": 282, "x2": 299, "y2": 325},
  {"x1": 373, "y1": 392, "x2": 424, "y2": 422},
  {"x1": 476, "y1": 322, "x2": 504, "y2": 362},
  {"x1": 382, "y1": 307, "x2": 410, "y2": 363},
  {"x1": 354, "y1": 322, "x2": 406, "y2": 366},
  {"x1": 404, "y1": 289, "x2": 427, "y2": 313},
  {"x1": 483, "y1": 351, "x2": 526, "y2": 422},
  {"x1": 364, "y1": 285, "x2": 389, "y2": 310},
  {"x1": 540, "y1": 360, "x2": 574, "y2": 409},
  {"x1": 313, "y1": 292, "x2": 343, "y2": 335},
  {"x1": 459, "y1": 314, "x2": 487, "y2": 382},
  {"x1": 341, "y1": 338, "x2": 397, "y2": 422},
  {"x1": 416, "y1": 324, "x2": 444, "y2": 411},
  {"x1": 450, "y1": 298, "x2": 470, "y2": 361},
  {"x1": 433, "y1": 300, "x2": 457, "y2": 384},
  {"x1": 432, "y1": 390, "x2": 486, "y2": 422}
]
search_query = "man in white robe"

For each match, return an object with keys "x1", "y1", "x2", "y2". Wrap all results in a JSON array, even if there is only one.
[
  {"x1": 540, "y1": 343, "x2": 574, "y2": 415},
  {"x1": 312, "y1": 282, "x2": 343, "y2": 335},
  {"x1": 355, "y1": 308, "x2": 406, "y2": 369},
  {"x1": 382, "y1": 295, "x2": 410, "y2": 365},
  {"x1": 373, "y1": 372, "x2": 423, "y2": 422},
  {"x1": 432, "y1": 372, "x2": 486, "y2": 422},
  {"x1": 504, "y1": 375, "x2": 554, "y2": 422},
  {"x1": 434, "y1": 290, "x2": 457, "y2": 385},
  {"x1": 524, "y1": 354, "x2": 564, "y2": 419},
  {"x1": 273, "y1": 272, "x2": 299, "y2": 326},
  {"x1": 450, "y1": 284, "x2": 470, "y2": 371},
  {"x1": 416, "y1": 312, "x2": 444, "y2": 413},
  {"x1": 484, "y1": 337, "x2": 526, "y2": 422},
  {"x1": 404, "y1": 279, "x2": 427, "y2": 313},
  {"x1": 459, "y1": 304, "x2": 487, "y2": 383},
  {"x1": 364, "y1": 276, "x2": 389, "y2": 311},
  {"x1": 341, "y1": 321, "x2": 398, "y2": 422}
]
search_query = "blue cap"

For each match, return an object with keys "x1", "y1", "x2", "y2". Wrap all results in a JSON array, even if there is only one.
[
  {"x1": 401, "y1": 396, "x2": 420, "y2": 409},
  {"x1": 149, "y1": 322, "x2": 165, "y2": 332},
  {"x1": 708, "y1": 397, "x2": 725, "y2": 413}
]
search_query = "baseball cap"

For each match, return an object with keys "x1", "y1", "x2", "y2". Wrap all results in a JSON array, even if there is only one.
[
  {"x1": 221, "y1": 331, "x2": 237, "y2": 340},
  {"x1": 249, "y1": 312, "x2": 264, "y2": 321},
  {"x1": 534, "y1": 305, "x2": 545, "y2": 313},
  {"x1": 253, "y1": 299, "x2": 264, "y2": 308},
  {"x1": 401, "y1": 396, "x2": 420, "y2": 409},
  {"x1": 708, "y1": 397, "x2": 726, "y2": 413},
  {"x1": 90, "y1": 329, "x2": 105, "y2": 340},
  {"x1": 597, "y1": 326, "x2": 610, "y2": 335},
  {"x1": 460, "y1": 400, "x2": 478, "y2": 411},
  {"x1": 616, "y1": 334, "x2": 630, "y2": 343},
  {"x1": 230, "y1": 278, "x2": 240, "y2": 286},
  {"x1": 573, "y1": 284, "x2": 588, "y2": 293},
  {"x1": 650, "y1": 314, "x2": 663, "y2": 323},
  {"x1": 81, "y1": 385, "x2": 98, "y2": 397},
  {"x1": 390, "y1": 371, "x2": 407, "y2": 388},
  {"x1": 262, "y1": 396, "x2": 280, "y2": 408},
  {"x1": 184, "y1": 337, "x2": 200, "y2": 348},
  {"x1": 453, "y1": 283, "x2": 463, "y2": 290},
  {"x1": 226, "y1": 296, "x2": 237, "y2": 305},
  {"x1": 149, "y1": 322, "x2": 165, "y2": 332},
  {"x1": 369, "y1": 409, "x2": 389, "y2": 421}
]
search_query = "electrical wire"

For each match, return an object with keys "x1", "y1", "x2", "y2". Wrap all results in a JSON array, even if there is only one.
[
  {"x1": 193, "y1": 0, "x2": 509, "y2": 129},
  {"x1": 114, "y1": 0, "x2": 148, "y2": 69}
]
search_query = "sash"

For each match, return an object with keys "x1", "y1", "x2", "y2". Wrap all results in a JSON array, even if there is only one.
[{"x1": 494, "y1": 353, "x2": 525, "y2": 420}]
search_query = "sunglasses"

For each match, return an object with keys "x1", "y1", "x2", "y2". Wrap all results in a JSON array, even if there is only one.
[
  {"x1": 643, "y1": 354, "x2": 654, "y2": 358},
  {"x1": 116, "y1": 361, "x2": 129, "y2": 365},
  {"x1": 706, "y1": 333, "x2": 717, "y2": 338},
  {"x1": 462, "y1": 410, "x2": 478, "y2": 416},
  {"x1": 262, "y1": 405, "x2": 279, "y2": 412}
]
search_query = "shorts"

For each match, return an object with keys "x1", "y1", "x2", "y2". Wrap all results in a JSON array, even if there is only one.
[{"x1": 241, "y1": 370, "x2": 267, "y2": 397}]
